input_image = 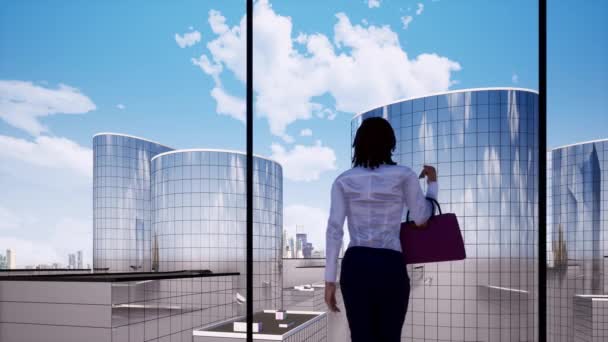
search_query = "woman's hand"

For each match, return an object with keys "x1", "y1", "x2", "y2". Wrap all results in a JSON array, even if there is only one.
[
  {"x1": 419, "y1": 165, "x2": 437, "y2": 184},
  {"x1": 325, "y1": 282, "x2": 340, "y2": 312}
]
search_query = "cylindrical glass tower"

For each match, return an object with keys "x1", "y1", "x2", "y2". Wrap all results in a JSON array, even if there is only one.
[
  {"x1": 352, "y1": 88, "x2": 539, "y2": 342},
  {"x1": 93, "y1": 133, "x2": 173, "y2": 272},
  {"x1": 548, "y1": 139, "x2": 608, "y2": 342},
  {"x1": 151, "y1": 149, "x2": 283, "y2": 312}
]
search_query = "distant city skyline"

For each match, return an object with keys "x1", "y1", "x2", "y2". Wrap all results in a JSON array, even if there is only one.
[
  {"x1": 67, "y1": 250, "x2": 84, "y2": 269},
  {"x1": 0, "y1": 250, "x2": 9, "y2": 269},
  {"x1": 0, "y1": 247, "x2": 88, "y2": 270},
  {"x1": 6, "y1": 249, "x2": 15, "y2": 269},
  {"x1": 283, "y1": 230, "x2": 323, "y2": 259}
]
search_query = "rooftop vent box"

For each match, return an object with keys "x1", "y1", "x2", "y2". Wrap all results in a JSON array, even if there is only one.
[
  {"x1": 233, "y1": 322, "x2": 262, "y2": 333},
  {"x1": 275, "y1": 310, "x2": 287, "y2": 320}
]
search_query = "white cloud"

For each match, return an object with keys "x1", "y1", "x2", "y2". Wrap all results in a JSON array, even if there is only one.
[
  {"x1": 189, "y1": 11, "x2": 246, "y2": 128},
  {"x1": 0, "y1": 135, "x2": 92, "y2": 178},
  {"x1": 209, "y1": 9, "x2": 230, "y2": 34},
  {"x1": 192, "y1": 54, "x2": 223, "y2": 83},
  {"x1": 512, "y1": 73, "x2": 519, "y2": 84},
  {"x1": 206, "y1": 10, "x2": 246, "y2": 83},
  {"x1": 401, "y1": 15, "x2": 414, "y2": 29},
  {"x1": 0, "y1": 206, "x2": 29, "y2": 233},
  {"x1": 270, "y1": 140, "x2": 336, "y2": 182},
  {"x1": 416, "y1": 3, "x2": 424, "y2": 15},
  {"x1": 368, "y1": 0, "x2": 381, "y2": 8},
  {"x1": 0, "y1": 80, "x2": 96, "y2": 136},
  {"x1": 192, "y1": 51, "x2": 246, "y2": 123},
  {"x1": 300, "y1": 128, "x2": 313, "y2": 136},
  {"x1": 295, "y1": 32, "x2": 308, "y2": 44},
  {"x1": 210, "y1": 86, "x2": 246, "y2": 122},
  {"x1": 197, "y1": 0, "x2": 460, "y2": 140},
  {"x1": 328, "y1": 13, "x2": 461, "y2": 111},
  {"x1": 116, "y1": 103, "x2": 125, "y2": 110},
  {"x1": 175, "y1": 30, "x2": 202, "y2": 48}
]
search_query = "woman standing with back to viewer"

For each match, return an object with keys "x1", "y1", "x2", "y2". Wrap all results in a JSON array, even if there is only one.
[{"x1": 324, "y1": 117, "x2": 438, "y2": 342}]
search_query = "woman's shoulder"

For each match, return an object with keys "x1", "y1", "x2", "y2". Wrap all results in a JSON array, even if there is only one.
[
  {"x1": 331, "y1": 167, "x2": 367, "y2": 186},
  {"x1": 384, "y1": 164, "x2": 417, "y2": 178},
  {"x1": 334, "y1": 168, "x2": 358, "y2": 181},
  {"x1": 335, "y1": 164, "x2": 416, "y2": 180}
]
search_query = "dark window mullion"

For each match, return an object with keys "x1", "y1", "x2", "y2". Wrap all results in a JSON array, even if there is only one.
[
  {"x1": 246, "y1": 1, "x2": 254, "y2": 342},
  {"x1": 539, "y1": 0, "x2": 547, "y2": 341}
]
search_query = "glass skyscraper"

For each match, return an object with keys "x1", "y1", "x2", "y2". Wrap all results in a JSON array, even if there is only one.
[
  {"x1": 548, "y1": 139, "x2": 608, "y2": 342},
  {"x1": 352, "y1": 88, "x2": 539, "y2": 342},
  {"x1": 150, "y1": 149, "x2": 283, "y2": 313},
  {"x1": 93, "y1": 136, "x2": 283, "y2": 314},
  {"x1": 93, "y1": 133, "x2": 173, "y2": 272}
]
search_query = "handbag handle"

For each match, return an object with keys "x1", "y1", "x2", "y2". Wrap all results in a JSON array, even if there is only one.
[{"x1": 405, "y1": 197, "x2": 442, "y2": 222}]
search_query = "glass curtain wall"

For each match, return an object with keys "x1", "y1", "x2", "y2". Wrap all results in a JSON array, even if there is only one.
[
  {"x1": 150, "y1": 150, "x2": 283, "y2": 314},
  {"x1": 354, "y1": 89, "x2": 539, "y2": 341},
  {"x1": 93, "y1": 133, "x2": 173, "y2": 272},
  {"x1": 250, "y1": 1, "x2": 539, "y2": 341},
  {"x1": 91, "y1": 2, "x2": 253, "y2": 340},
  {"x1": 547, "y1": 140, "x2": 608, "y2": 341},
  {"x1": 547, "y1": 1, "x2": 608, "y2": 341}
]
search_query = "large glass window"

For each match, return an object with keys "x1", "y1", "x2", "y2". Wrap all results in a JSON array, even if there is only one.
[
  {"x1": 0, "y1": 1, "x2": 251, "y2": 341},
  {"x1": 5, "y1": 1, "x2": 608, "y2": 341},
  {"x1": 251, "y1": 1, "x2": 539, "y2": 342},
  {"x1": 547, "y1": 2, "x2": 608, "y2": 340}
]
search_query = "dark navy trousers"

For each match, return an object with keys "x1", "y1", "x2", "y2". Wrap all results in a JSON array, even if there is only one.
[{"x1": 339, "y1": 246, "x2": 410, "y2": 342}]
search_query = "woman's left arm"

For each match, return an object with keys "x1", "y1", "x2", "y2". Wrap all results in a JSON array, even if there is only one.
[
  {"x1": 324, "y1": 179, "x2": 346, "y2": 312},
  {"x1": 325, "y1": 179, "x2": 346, "y2": 284}
]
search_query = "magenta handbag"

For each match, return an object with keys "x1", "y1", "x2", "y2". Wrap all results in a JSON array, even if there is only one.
[{"x1": 400, "y1": 198, "x2": 466, "y2": 264}]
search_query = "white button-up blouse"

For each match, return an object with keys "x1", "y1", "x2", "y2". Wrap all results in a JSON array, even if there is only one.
[{"x1": 325, "y1": 164, "x2": 438, "y2": 282}]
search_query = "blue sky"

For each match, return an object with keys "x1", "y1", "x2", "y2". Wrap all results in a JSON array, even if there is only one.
[{"x1": 0, "y1": 0, "x2": 605, "y2": 266}]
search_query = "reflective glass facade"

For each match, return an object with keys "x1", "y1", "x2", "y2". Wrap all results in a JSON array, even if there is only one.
[
  {"x1": 93, "y1": 134, "x2": 173, "y2": 272},
  {"x1": 352, "y1": 88, "x2": 539, "y2": 341},
  {"x1": 151, "y1": 150, "x2": 283, "y2": 314},
  {"x1": 548, "y1": 139, "x2": 608, "y2": 342}
]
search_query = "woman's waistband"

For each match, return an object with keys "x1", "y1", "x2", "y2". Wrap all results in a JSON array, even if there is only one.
[{"x1": 345, "y1": 245, "x2": 403, "y2": 258}]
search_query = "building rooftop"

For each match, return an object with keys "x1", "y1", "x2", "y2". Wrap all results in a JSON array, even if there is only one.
[
  {"x1": 151, "y1": 148, "x2": 280, "y2": 166},
  {"x1": 551, "y1": 138, "x2": 608, "y2": 151},
  {"x1": 194, "y1": 310, "x2": 326, "y2": 339},
  {"x1": 0, "y1": 268, "x2": 94, "y2": 272},
  {"x1": 93, "y1": 132, "x2": 175, "y2": 150},
  {"x1": 0, "y1": 270, "x2": 239, "y2": 282},
  {"x1": 353, "y1": 86, "x2": 539, "y2": 119}
]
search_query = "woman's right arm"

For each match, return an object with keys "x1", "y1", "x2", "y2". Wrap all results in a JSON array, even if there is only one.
[{"x1": 404, "y1": 165, "x2": 438, "y2": 226}]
